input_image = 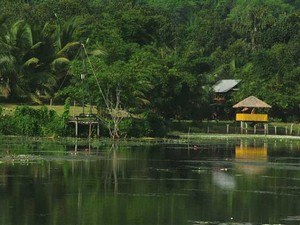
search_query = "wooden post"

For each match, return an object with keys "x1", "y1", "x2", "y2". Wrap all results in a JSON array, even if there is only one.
[
  {"x1": 226, "y1": 124, "x2": 229, "y2": 134},
  {"x1": 49, "y1": 98, "x2": 53, "y2": 110},
  {"x1": 264, "y1": 124, "x2": 266, "y2": 135},
  {"x1": 274, "y1": 126, "x2": 277, "y2": 135},
  {"x1": 73, "y1": 100, "x2": 76, "y2": 118},
  {"x1": 89, "y1": 122, "x2": 92, "y2": 138},
  {"x1": 240, "y1": 121, "x2": 243, "y2": 134},
  {"x1": 254, "y1": 125, "x2": 256, "y2": 134},
  {"x1": 75, "y1": 117, "x2": 78, "y2": 137},
  {"x1": 285, "y1": 126, "x2": 288, "y2": 135},
  {"x1": 97, "y1": 122, "x2": 100, "y2": 137},
  {"x1": 290, "y1": 124, "x2": 293, "y2": 135},
  {"x1": 75, "y1": 138, "x2": 78, "y2": 152},
  {"x1": 245, "y1": 123, "x2": 248, "y2": 134}
]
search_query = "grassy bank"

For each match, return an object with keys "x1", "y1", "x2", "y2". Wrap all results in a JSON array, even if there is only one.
[
  {"x1": 174, "y1": 132, "x2": 300, "y2": 141},
  {"x1": 1, "y1": 103, "x2": 300, "y2": 138},
  {"x1": 1, "y1": 103, "x2": 97, "y2": 116},
  {"x1": 169, "y1": 120, "x2": 300, "y2": 136}
]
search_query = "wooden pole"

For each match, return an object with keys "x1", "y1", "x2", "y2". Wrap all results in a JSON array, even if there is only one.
[
  {"x1": 274, "y1": 126, "x2": 277, "y2": 135},
  {"x1": 75, "y1": 117, "x2": 78, "y2": 137},
  {"x1": 89, "y1": 122, "x2": 92, "y2": 138},
  {"x1": 226, "y1": 124, "x2": 229, "y2": 134},
  {"x1": 240, "y1": 121, "x2": 243, "y2": 134},
  {"x1": 49, "y1": 98, "x2": 53, "y2": 110},
  {"x1": 73, "y1": 100, "x2": 76, "y2": 118},
  {"x1": 97, "y1": 122, "x2": 100, "y2": 137},
  {"x1": 290, "y1": 124, "x2": 294, "y2": 135}
]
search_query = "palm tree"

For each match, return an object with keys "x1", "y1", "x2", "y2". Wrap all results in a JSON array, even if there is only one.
[
  {"x1": 0, "y1": 19, "x2": 82, "y2": 103},
  {"x1": 0, "y1": 20, "x2": 32, "y2": 98}
]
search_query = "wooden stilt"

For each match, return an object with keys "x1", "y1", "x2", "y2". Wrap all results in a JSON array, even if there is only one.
[
  {"x1": 89, "y1": 122, "x2": 92, "y2": 138},
  {"x1": 75, "y1": 118, "x2": 78, "y2": 137},
  {"x1": 97, "y1": 123, "x2": 100, "y2": 137},
  {"x1": 240, "y1": 121, "x2": 243, "y2": 134}
]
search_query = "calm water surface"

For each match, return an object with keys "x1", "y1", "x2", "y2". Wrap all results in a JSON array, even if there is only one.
[{"x1": 0, "y1": 138, "x2": 300, "y2": 225}]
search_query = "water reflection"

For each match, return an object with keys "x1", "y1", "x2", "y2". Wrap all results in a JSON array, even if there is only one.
[
  {"x1": 212, "y1": 171, "x2": 236, "y2": 190},
  {"x1": 0, "y1": 138, "x2": 300, "y2": 224},
  {"x1": 235, "y1": 142, "x2": 268, "y2": 175}
]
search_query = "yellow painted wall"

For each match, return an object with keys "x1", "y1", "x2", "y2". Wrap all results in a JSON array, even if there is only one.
[{"x1": 236, "y1": 113, "x2": 268, "y2": 122}]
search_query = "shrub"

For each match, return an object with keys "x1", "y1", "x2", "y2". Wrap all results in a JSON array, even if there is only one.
[
  {"x1": 119, "y1": 117, "x2": 151, "y2": 137},
  {"x1": 0, "y1": 99, "x2": 72, "y2": 137},
  {"x1": 145, "y1": 112, "x2": 168, "y2": 137}
]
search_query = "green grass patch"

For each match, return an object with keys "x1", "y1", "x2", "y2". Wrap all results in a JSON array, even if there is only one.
[{"x1": 0, "y1": 103, "x2": 97, "y2": 116}]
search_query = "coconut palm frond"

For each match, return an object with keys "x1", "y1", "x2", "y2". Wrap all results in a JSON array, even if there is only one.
[
  {"x1": 56, "y1": 42, "x2": 80, "y2": 57},
  {"x1": 31, "y1": 41, "x2": 43, "y2": 50},
  {"x1": 21, "y1": 24, "x2": 33, "y2": 49},
  {"x1": 23, "y1": 57, "x2": 39, "y2": 67},
  {"x1": 51, "y1": 57, "x2": 70, "y2": 71},
  {"x1": 89, "y1": 49, "x2": 106, "y2": 56},
  {"x1": 29, "y1": 93, "x2": 43, "y2": 105}
]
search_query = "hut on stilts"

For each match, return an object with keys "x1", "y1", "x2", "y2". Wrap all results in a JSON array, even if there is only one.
[{"x1": 232, "y1": 96, "x2": 271, "y2": 134}]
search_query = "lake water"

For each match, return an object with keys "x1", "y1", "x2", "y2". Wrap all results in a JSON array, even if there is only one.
[{"x1": 0, "y1": 137, "x2": 300, "y2": 225}]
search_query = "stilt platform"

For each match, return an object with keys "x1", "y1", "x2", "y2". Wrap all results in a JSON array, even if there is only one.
[{"x1": 68, "y1": 114, "x2": 101, "y2": 137}]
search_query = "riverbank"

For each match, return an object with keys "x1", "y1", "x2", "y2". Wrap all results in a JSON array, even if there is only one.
[
  {"x1": 1, "y1": 103, "x2": 299, "y2": 138},
  {"x1": 173, "y1": 132, "x2": 300, "y2": 141}
]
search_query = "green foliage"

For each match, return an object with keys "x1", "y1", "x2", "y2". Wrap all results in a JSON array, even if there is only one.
[
  {"x1": 145, "y1": 111, "x2": 168, "y2": 137},
  {"x1": 119, "y1": 112, "x2": 167, "y2": 137},
  {"x1": 0, "y1": 0, "x2": 299, "y2": 135},
  {"x1": 119, "y1": 117, "x2": 151, "y2": 137},
  {"x1": 0, "y1": 104, "x2": 71, "y2": 136}
]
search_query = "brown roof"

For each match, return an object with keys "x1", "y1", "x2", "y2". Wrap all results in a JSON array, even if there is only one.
[{"x1": 232, "y1": 96, "x2": 271, "y2": 108}]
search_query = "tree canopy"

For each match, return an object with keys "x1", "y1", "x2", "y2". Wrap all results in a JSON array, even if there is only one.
[{"x1": 0, "y1": 0, "x2": 299, "y2": 121}]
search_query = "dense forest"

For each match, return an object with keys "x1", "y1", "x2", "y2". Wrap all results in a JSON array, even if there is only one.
[{"x1": 0, "y1": 0, "x2": 299, "y2": 123}]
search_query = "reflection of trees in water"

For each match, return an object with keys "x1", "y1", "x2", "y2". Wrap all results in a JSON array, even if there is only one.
[
  {"x1": 104, "y1": 143, "x2": 119, "y2": 194},
  {"x1": 1, "y1": 139, "x2": 300, "y2": 224}
]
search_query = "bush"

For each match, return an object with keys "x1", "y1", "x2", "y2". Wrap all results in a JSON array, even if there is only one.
[
  {"x1": 119, "y1": 117, "x2": 151, "y2": 137},
  {"x1": 145, "y1": 112, "x2": 168, "y2": 137},
  {"x1": 0, "y1": 99, "x2": 72, "y2": 137},
  {"x1": 119, "y1": 112, "x2": 168, "y2": 138}
]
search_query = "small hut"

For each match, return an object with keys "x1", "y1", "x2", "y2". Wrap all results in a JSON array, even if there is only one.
[
  {"x1": 211, "y1": 79, "x2": 241, "y2": 119},
  {"x1": 213, "y1": 79, "x2": 240, "y2": 104},
  {"x1": 232, "y1": 96, "x2": 271, "y2": 133}
]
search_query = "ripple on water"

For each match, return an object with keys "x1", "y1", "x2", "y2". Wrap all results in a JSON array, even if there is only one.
[
  {"x1": 281, "y1": 215, "x2": 300, "y2": 222},
  {"x1": 187, "y1": 220, "x2": 253, "y2": 225}
]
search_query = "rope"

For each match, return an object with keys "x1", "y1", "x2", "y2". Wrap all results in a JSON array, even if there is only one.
[
  {"x1": 52, "y1": 43, "x2": 83, "y2": 102},
  {"x1": 81, "y1": 43, "x2": 111, "y2": 113}
]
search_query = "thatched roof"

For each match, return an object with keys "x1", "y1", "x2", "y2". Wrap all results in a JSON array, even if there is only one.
[{"x1": 232, "y1": 96, "x2": 271, "y2": 108}]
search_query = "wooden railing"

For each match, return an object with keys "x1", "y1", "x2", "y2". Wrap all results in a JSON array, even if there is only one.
[{"x1": 236, "y1": 113, "x2": 268, "y2": 122}]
